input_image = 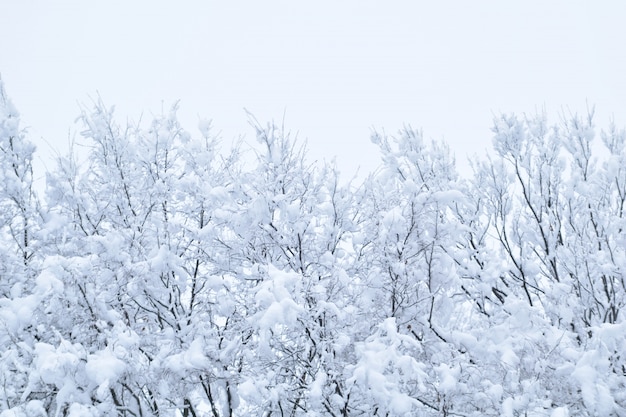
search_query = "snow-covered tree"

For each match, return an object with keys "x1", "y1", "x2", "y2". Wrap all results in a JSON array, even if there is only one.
[
  {"x1": 1, "y1": 79, "x2": 626, "y2": 416},
  {"x1": 41, "y1": 101, "x2": 248, "y2": 416},
  {"x1": 0, "y1": 79, "x2": 51, "y2": 416},
  {"x1": 229, "y1": 119, "x2": 362, "y2": 416}
]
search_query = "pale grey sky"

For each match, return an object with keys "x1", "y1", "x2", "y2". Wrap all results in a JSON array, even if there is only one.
[{"x1": 2, "y1": 1, "x2": 626, "y2": 180}]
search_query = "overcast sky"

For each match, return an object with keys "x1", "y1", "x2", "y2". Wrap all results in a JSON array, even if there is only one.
[{"x1": 2, "y1": 1, "x2": 626, "y2": 180}]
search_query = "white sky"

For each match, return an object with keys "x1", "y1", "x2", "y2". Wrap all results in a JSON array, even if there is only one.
[{"x1": 2, "y1": 1, "x2": 626, "y2": 181}]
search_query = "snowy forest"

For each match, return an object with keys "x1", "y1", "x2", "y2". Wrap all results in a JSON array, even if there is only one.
[{"x1": 1, "y1": 78, "x2": 626, "y2": 417}]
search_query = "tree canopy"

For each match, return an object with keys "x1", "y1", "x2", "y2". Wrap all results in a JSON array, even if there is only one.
[{"x1": 1, "y1": 80, "x2": 625, "y2": 416}]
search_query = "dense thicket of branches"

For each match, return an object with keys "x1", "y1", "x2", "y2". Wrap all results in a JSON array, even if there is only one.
[{"x1": 2, "y1": 80, "x2": 626, "y2": 416}]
